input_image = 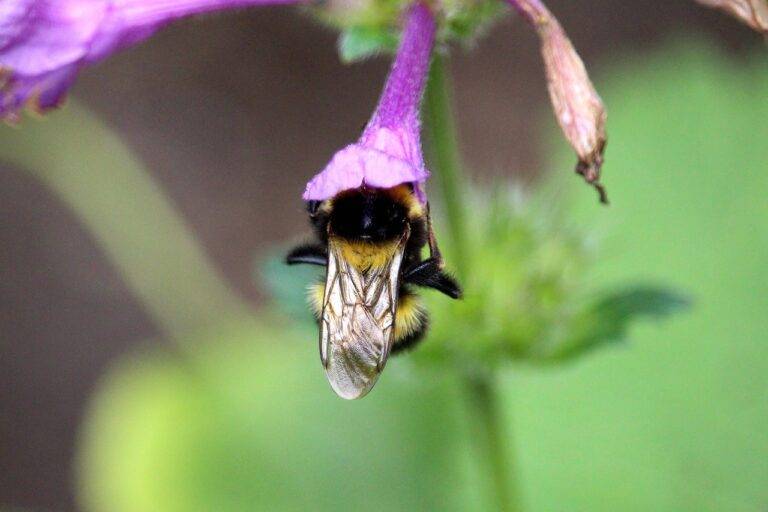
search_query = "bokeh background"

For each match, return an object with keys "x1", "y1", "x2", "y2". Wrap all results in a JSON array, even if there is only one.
[{"x1": 1, "y1": 1, "x2": 766, "y2": 511}]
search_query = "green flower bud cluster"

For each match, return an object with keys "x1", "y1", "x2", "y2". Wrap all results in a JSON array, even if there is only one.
[
  {"x1": 307, "y1": 0, "x2": 507, "y2": 63},
  {"x1": 419, "y1": 186, "x2": 596, "y2": 366},
  {"x1": 416, "y1": 186, "x2": 688, "y2": 369}
]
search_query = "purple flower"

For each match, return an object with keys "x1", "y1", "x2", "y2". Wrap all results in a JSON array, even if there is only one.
[
  {"x1": 0, "y1": 0, "x2": 303, "y2": 122},
  {"x1": 302, "y1": 1, "x2": 435, "y2": 204}
]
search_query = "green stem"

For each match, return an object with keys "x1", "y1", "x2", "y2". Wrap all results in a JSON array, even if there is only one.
[
  {"x1": 465, "y1": 372, "x2": 522, "y2": 512},
  {"x1": 0, "y1": 102, "x2": 251, "y2": 340},
  {"x1": 424, "y1": 56, "x2": 523, "y2": 511},
  {"x1": 423, "y1": 54, "x2": 469, "y2": 280}
]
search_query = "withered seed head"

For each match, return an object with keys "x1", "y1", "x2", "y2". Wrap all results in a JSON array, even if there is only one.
[
  {"x1": 696, "y1": 0, "x2": 768, "y2": 35},
  {"x1": 508, "y1": 0, "x2": 608, "y2": 204}
]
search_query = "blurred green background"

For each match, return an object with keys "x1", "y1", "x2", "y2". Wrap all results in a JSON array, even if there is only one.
[{"x1": 1, "y1": 3, "x2": 767, "y2": 512}]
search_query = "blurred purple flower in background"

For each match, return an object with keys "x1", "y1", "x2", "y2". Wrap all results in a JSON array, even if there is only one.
[
  {"x1": 303, "y1": 2, "x2": 434, "y2": 203},
  {"x1": 0, "y1": 0, "x2": 303, "y2": 121},
  {"x1": 1, "y1": 0, "x2": 764, "y2": 197},
  {"x1": 0, "y1": 0, "x2": 613, "y2": 200}
]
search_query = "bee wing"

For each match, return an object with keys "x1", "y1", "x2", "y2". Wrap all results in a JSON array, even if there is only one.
[{"x1": 319, "y1": 234, "x2": 408, "y2": 400}]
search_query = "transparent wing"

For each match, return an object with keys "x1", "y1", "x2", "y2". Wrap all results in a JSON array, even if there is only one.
[{"x1": 319, "y1": 234, "x2": 407, "y2": 400}]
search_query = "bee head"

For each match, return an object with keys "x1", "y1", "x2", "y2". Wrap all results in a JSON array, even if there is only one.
[{"x1": 329, "y1": 187, "x2": 408, "y2": 243}]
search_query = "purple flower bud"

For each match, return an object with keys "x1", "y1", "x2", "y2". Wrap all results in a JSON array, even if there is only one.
[
  {"x1": 696, "y1": 0, "x2": 768, "y2": 35},
  {"x1": 507, "y1": 0, "x2": 608, "y2": 203},
  {"x1": 0, "y1": 0, "x2": 304, "y2": 122},
  {"x1": 303, "y1": 2, "x2": 435, "y2": 203}
]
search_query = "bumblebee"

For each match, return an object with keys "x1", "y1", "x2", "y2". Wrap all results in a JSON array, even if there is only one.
[{"x1": 286, "y1": 184, "x2": 461, "y2": 399}]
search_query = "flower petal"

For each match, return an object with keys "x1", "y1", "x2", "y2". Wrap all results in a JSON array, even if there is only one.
[
  {"x1": 0, "y1": 0, "x2": 305, "y2": 121},
  {"x1": 303, "y1": 143, "x2": 430, "y2": 201}
]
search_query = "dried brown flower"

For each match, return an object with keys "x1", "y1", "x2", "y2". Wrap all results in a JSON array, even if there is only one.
[
  {"x1": 696, "y1": 0, "x2": 768, "y2": 35},
  {"x1": 508, "y1": 0, "x2": 608, "y2": 203}
]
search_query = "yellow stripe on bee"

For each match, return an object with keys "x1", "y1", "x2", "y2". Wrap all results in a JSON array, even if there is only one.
[
  {"x1": 307, "y1": 281, "x2": 325, "y2": 318},
  {"x1": 393, "y1": 293, "x2": 426, "y2": 342},
  {"x1": 337, "y1": 239, "x2": 400, "y2": 272},
  {"x1": 387, "y1": 184, "x2": 424, "y2": 219}
]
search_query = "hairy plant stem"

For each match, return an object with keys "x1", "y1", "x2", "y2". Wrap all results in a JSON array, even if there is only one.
[
  {"x1": 465, "y1": 371, "x2": 522, "y2": 512},
  {"x1": 423, "y1": 54, "x2": 469, "y2": 280},
  {"x1": 424, "y1": 55, "x2": 522, "y2": 512}
]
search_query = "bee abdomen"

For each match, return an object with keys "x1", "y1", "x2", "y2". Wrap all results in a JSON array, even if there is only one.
[{"x1": 391, "y1": 289, "x2": 429, "y2": 354}]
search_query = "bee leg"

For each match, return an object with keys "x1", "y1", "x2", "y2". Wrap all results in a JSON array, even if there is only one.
[
  {"x1": 425, "y1": 202, "x2": 444, "y2": 268},
  {"x1": 402, "y1": 258, "x2": 462, "y2": 299},
  {"x1": 285, "y1": 243, "x2": 328, "y2": 266}
]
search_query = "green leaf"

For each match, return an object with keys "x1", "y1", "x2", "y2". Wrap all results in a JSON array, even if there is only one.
[
  {"x1": 257, "y1": 250, "x2": 321, "y2": 323},
  {"x1": 443, "y1": 0, "x2": 506, "y2": 41},
  {"x1": 543, "y1": 286, "x2": 691, "y2": 362},
  {"x1": 594, "y1": 287, "x2": 691, "y2": 319},
  {"x1": 338, "y1": 26, "x2": 398, "y2": 64}
]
